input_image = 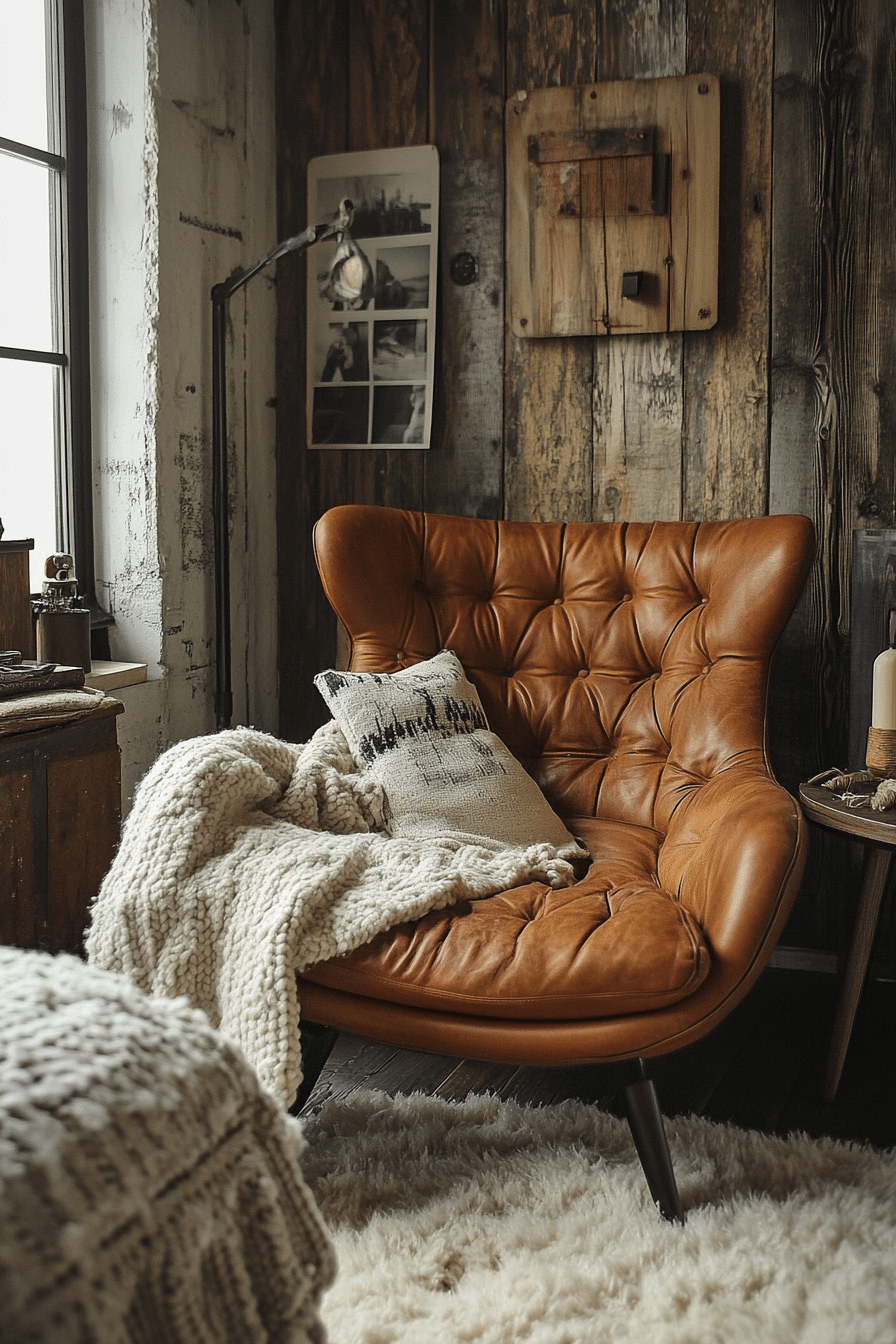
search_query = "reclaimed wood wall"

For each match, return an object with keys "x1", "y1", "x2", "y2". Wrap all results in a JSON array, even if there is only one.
[{"x1": 275, "y1": 0, "x2": 896, "y2": 953}]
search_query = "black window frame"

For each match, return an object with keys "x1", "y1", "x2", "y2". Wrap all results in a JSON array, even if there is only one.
[{"x1": 0, "y1": 0, "x2": 104, "y2": 624}]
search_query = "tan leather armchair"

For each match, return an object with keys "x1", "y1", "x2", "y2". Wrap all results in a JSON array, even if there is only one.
[{"x1": 298, "y1": 506, "x2": 815, "y2": 1220}]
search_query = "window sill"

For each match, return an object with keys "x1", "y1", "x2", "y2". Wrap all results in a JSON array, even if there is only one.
[{"x1": 84, "y1": 660, "x2": 148, "y2": 692}]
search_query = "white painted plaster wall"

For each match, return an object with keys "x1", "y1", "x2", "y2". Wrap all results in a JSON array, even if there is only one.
[{"x1": 85, "y1": 0, "x2": 279, "y2": 810}]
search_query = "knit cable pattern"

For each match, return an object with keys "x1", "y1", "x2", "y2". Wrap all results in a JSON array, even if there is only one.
[{"x1": 0, "y1": 947, "x2": 335, "y2": 1344}]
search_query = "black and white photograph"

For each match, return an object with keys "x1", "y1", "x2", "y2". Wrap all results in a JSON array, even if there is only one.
[
  {"x1": 311, "y1": 385, "x2": 369, "y2": 445},
  {"x1": 375, "y1": 246, "x2": 430, "y2": 310},
  {"x1": 372, "y1": 384, "x2": 426, "y2": 445},
  {"x1": 312, "y1": 229, "x2": 375, "y2": 314},
  {"x1": 313, "y1": 322, "x2": 370, "y2": 383},
  {"x1": 307, "y1": 145, "x2": 438, "y2": 449},
  {"x1": 311, "y1": 172, "x2": 433, "y2": 240},
  {"x1": 373, "y1": 320, "x2": 427, "y2": 382}
]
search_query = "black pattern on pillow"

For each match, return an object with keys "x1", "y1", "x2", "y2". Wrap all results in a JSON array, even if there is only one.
[
  {"x1": 315, "y1": 665, "x2": 489, "y2": 766},
  {"x1": 314, "y1": 650, "x2": 581, "y2": 852}
]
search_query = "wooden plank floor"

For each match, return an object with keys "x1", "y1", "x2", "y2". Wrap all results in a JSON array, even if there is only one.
[{"x1": 300, "y1": 968, "x2": 896, "y2": 1152}]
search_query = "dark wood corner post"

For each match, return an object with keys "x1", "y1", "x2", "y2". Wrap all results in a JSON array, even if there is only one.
[
  {"x1": 211, "y1": 281, "x2": 233, "y2": 732},
  {"x1": 289, "y1": 1020, "x2": 340, "y2": 1115}
]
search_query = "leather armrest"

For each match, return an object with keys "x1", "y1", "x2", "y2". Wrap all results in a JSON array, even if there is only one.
[{"x1": 658, "y1": 771, "x2": 806, "y2": 966}]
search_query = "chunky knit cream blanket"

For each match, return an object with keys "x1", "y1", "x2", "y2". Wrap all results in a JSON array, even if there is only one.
[
  {"x1": 0, "y1": 946, "x2": 334, "y2": 1344},
  {"x1": 86, "y1": 724, "x2": 580, "y2": 1108}
]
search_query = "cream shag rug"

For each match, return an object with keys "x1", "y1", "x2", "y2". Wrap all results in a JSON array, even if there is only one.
[{"x1": 301, "y1": 1090, "x2": 896, "y2": 1344}]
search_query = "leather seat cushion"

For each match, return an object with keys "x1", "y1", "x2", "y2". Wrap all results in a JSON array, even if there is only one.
[{"x1": 301, "y1": 816, "x2": 711, "y2": 1020}]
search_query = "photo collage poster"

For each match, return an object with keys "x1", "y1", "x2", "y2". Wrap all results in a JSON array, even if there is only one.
[{"x1": 307, "y1": 145, "x2": 439, "y2": 450}]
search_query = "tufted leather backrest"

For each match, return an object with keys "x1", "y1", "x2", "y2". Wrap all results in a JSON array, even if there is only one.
[{"x1": 313, "y1": 507, "x2": 815, "y2": 839}]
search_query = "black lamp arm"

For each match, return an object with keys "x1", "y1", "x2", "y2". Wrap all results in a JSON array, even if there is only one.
[{"x1": 211, "y1": 221, "x2": 332, "y2": 307}]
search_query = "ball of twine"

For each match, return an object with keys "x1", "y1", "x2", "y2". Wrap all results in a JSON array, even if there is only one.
[{"x1": 866, "y1": 726, "x2": 896, "y2": 779}]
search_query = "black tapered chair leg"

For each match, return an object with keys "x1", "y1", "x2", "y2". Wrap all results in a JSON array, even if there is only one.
[
  {"x1": 622, "y1": 1062, "x2": 684, "y2": 1224},
  {"x1": 289, "y1": 1021, "x2": 340, "y2": 1115}
]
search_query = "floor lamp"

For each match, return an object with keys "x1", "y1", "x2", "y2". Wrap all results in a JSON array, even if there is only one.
[{"x1": 210, "y1": 214, "x2": 341, "y2": 730}]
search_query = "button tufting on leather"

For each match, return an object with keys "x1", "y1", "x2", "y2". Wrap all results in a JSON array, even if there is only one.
[{"x1": 309, "y1": 505, "x2": 816, "y2": 1039}]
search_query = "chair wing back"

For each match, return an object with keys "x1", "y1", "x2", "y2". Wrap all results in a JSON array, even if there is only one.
[{"x1": 313, "y1": 507, "x2": 815, "y2": 839}]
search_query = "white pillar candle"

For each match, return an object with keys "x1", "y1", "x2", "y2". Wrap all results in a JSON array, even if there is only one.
[{"x1": 871, "y1": 646, "x2": 896, "y2": 730}]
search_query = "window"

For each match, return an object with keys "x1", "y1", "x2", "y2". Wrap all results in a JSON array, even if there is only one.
[{"x1": 0, "y1": 0, "x2": 96, "y2": 607}]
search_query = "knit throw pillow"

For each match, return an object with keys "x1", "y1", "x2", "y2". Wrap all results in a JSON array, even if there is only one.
[{"x1": 314, "y1": 650, "x2": 578, "y2": 849}]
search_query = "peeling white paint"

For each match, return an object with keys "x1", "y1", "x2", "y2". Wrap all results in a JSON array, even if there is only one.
[{"x1": 86, "y1": 0, "x2": 279, "y2": 810}]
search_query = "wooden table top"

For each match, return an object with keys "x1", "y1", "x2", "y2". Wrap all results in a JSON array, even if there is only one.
[{"x1": 799, "y1": 781, "x2": 896, "y2": 845}]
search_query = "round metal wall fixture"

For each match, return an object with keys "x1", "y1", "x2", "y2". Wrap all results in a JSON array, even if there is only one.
[{"x1": 449, "y1": 252, "x2": 478, "y2": 286}]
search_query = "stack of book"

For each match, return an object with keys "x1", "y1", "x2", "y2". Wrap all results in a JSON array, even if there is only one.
[{"x1": 0, "y1": 652, "x2": 86, "y2": 698}]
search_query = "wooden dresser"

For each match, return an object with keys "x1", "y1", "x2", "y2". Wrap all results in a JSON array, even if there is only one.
[{"x1": 0, "y1": 699, "x2": 123, "y2": 954}]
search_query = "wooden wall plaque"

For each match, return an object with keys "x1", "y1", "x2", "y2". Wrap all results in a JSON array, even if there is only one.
[{"x1": 506, "y1": 74, "x2": 719, "y2": 338}]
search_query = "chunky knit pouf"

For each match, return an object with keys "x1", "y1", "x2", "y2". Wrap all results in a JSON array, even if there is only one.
[{"x1": 0, "y1": 947, "x2": 335, "y2": 1344}]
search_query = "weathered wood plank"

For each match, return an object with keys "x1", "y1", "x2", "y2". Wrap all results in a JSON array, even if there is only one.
[
  {"x1": 343, "y1": 0, "x2": 429, "y2": 513},
  {"x1": 427, "y1": 158, "x2": 505, "y2": 517},
  {"x1": 592, "y1": 335, "x2": 684, "y2": 521},
  {"x1": 498, "y1": 1061, "x2": 624, "y2": 1109},
  {"x1": 47, "y1": 748, "x2": 121, "y2": 954},
  {"x1": 0, "y1": 548, "x2": 35, "y2": 656},
  {"x1": 769, "y1": 0, "x2": 896, "y2": 954},
  {"x1": 850, "y1": 0, "x2": 896, "y2": 533},
  {"x1": 349, "y1": 0, "x2": 430, "y2": 151},
  {"x1": 429, "y1": 0, "x2": 505, "y2": 165},
  {"x1": 595, "y1": 0, "x2": 681, "y2": 82},
  {"x1": 435, "y1": 1060, "x2": 521, "y2": 1101},
  {"x1": 767, "y1": 0, "x2": 850, "y2": 952},
  {"x1": 275, "y1": 0, "x2": 350, "y2": 742},
  {"x1": 302, "y1": 1034, "x2": 464, "y2": 1115},
  {"x1": 591, "y1": 0, "x2": 687, "y2": 524},
  {"x1": 769, "y1": 0, "x2": 842, "y2": 790},
  {"x1": 682, "y1": 0, "x2": 773, "y2": 522},
  {"x1": 425, "y1": 0, "x2": 505, "y2": 517},
  {"x1": 503, "y1": 0, "x2": 596, "y2": 523},
  {"x1": 769, "y1": 0, "x2": 894, "y2": 780},
  {"x1": 0, "y1": 770, "x2": 36, "y2": 948}
]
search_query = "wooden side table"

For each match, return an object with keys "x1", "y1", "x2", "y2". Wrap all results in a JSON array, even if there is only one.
[
  {"x1": 0, "y1": 698, "x2": 123, "y2": 955},
  {"x1": 799, "y1": 781, "x2": 895, "y2": 1102}
]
